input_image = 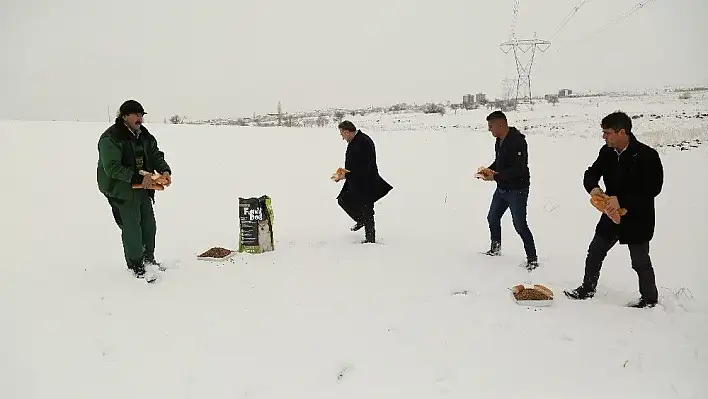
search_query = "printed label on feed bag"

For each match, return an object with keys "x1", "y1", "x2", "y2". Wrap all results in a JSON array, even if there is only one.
[
  {"x1": 238, "y1": 196, "x2": 275, "y2": 253},
  {"x1": 239, "y1": 200, "x2": 261, "y2": 247}
]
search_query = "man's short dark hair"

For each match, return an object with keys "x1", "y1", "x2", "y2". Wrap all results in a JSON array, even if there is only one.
[
  {"x1": 601, "y1": 111, "x2": 632, "y2": 135},
  {"x1": 338, "y1": 120, "x2": 357, "y2": 132},
  {"x1": 486, "y1": 110, "x2": 506, "y2": 122}
]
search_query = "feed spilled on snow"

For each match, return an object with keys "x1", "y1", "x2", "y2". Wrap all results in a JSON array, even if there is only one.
[
  {"x1": 512, "y1": 285, "x2": 554, "y2": 301},
  {"x1": 198, "y1": 247, "x2": 233, "y2": 258}
]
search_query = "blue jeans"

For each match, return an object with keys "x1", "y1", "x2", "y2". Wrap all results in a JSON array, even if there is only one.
[{"x1": 487, "y1": 187, "x2": 537, "y2": 260}]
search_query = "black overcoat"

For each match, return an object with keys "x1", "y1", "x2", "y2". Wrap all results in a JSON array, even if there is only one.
[
  {"x1": 337, "y1": 130, "x2": 393, "y2": 205},
  {"x1": 583, "y1": 135, "x2": 663, "y2": 244}
]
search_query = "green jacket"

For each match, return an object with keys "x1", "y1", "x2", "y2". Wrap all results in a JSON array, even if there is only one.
[{"x1": 97, "y1": 120, "x2": 171, "y2": 202}]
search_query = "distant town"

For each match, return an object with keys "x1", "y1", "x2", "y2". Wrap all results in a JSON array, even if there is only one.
[{"x1": 163, "y1": 85, "x2": 708, "y2": 128}]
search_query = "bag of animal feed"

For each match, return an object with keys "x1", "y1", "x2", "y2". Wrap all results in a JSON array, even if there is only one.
[{"x1": 238, "y1": 195, "x2": 275, "y2": 254}]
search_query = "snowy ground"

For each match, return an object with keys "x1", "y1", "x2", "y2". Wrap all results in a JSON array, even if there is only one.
[{"x1": 1, "y1": 93, "x2": 707, "y2": 398}]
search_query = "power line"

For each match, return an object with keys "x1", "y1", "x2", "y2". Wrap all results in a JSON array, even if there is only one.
[
  {"x1": 585, "y1": 0, "x2": 657, "y2": 39},
  {"x1": 548, "y1": 0, "x2": 595, "y2": 41},
  {"x1": 555, "y1": 0, "x2": 658, "y2": 50}
]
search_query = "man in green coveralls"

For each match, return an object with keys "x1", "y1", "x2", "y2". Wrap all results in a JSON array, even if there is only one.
[{"x1": 97, "y1": 100, "x2": 172, "y2": 278}]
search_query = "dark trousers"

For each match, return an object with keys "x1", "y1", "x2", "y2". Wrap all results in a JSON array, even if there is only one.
[
  {"x1": 338, "y1": 196, "x2": 375, "y2": 241},
  {"x1": 106, "y1": 191, "x2": 157, "y2": 266},
  {"x1": 583, "y1": 233, "x2": 658, "y2": 302},
  {"x1": 487, "y1": 187, "x2": 537, "y2": 260}
]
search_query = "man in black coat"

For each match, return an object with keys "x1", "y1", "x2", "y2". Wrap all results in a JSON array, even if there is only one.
[
  {"x1": 333, "y1": 120, "x2": 393, "y2": 243},
  {"x1": 480, "y1": 111, "x2": 538, "y2": 270},
  {"x1": 564, "y1": 111, "x2": 663, "y2": 308}
]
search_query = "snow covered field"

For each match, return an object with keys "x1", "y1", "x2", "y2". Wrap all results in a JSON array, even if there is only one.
[
  {"x1": 1, "y1": 92, "x2": 707, "y2": 398},
  {"x1": 348, "y1": 90, "x2": 708, "y2": 147}
]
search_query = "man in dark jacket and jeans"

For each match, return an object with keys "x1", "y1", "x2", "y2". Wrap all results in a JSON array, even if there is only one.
[
  {"x1": 97, "y1": 100, "x2": 172, "y2": 279},
  {"x1": 480, "y1": 111, "x2": 538, "y2": 270},
  {"x1": 334, "y1": 120, "x2": 393, "y2": 243},
  {"x1": 564, "y1": 111, "x2": 663, "y2": 308}
]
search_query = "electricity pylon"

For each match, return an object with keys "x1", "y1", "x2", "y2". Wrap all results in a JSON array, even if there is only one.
[{"x1": 500, "y1": 33, "x2": 551, "y2": 105}]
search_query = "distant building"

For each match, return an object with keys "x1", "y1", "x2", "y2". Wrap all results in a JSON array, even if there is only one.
[
  {"x1": 558, "y1": 89, "x2": 572, "y2": 97},
  {"x1": 463, "y1": 93, "x2": 487, "y2": 106}
]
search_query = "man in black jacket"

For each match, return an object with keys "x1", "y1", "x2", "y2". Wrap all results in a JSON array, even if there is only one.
[
  {"x1": 480, "y1": 111, "x2": 538, "y2": 270},
  {"x1": 564, "y1": 111, "x2": 663, "y2": 308},
  {"x1": 334, "y1": 120, "x2": 393, "y2": 243}
]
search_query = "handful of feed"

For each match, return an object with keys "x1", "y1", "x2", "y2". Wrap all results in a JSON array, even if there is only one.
[
  {"x1": 132, "y1": 170, "x2": 170, "y2": 190},
  {"x1": 331, "y1": 167, "x2": 350, "y2": 181},
  {"x1": 475, "y1": 166, "x2": 495, "y2": 179},
  {"x1": 590, "y1": 193, "x2": 627, "y2": 224}
]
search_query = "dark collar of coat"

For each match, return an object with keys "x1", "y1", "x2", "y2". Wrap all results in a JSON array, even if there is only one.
[
  {"x1": 349, "y1": 130, "x2": 362, "y2": 143},
  {"x1": 112, "y1": 118, "x2": 151, "y2": 140},
  {"x1": 610, "y1": 133, "x2": 640, "y2": 157}
]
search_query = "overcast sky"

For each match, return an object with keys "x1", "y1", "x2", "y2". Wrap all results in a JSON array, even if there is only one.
[{"x1": 0, "y1": 0, "x2": 704, "y2": 122}]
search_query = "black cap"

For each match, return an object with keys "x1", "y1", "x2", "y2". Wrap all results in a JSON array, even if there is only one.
[{"x1": 119, "y1": 100, "x2": 147, "y2": 116}]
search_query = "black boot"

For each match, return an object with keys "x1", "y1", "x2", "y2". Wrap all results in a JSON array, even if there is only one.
[
  {"x1": 127, "y1": 257, "x2": 146, "y2": 278},
  {"x1": 525, "y1": 257, "x2": 540, "y2": 271},
  {"x1": 350, "y1": 221, "x2": 364, "y2": 231},
  {"x1": 144, "y1": 253, "x2": 166, "y2": 271},
  {"x1": 627, "y1": 297, "x2": 658, "y2": 308},
  {"x1": 564, "y1": 284, "x2": 595, "y2": 300},
  {"x1": 144, "y1": 251, "x2": 159, "y2": 266},
  {"x1": 362, "y1": 216, "x2": 375, "y2": 243},
  {"x1": 485, "y1": 241, "x2": 501, "y2": 256}
]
